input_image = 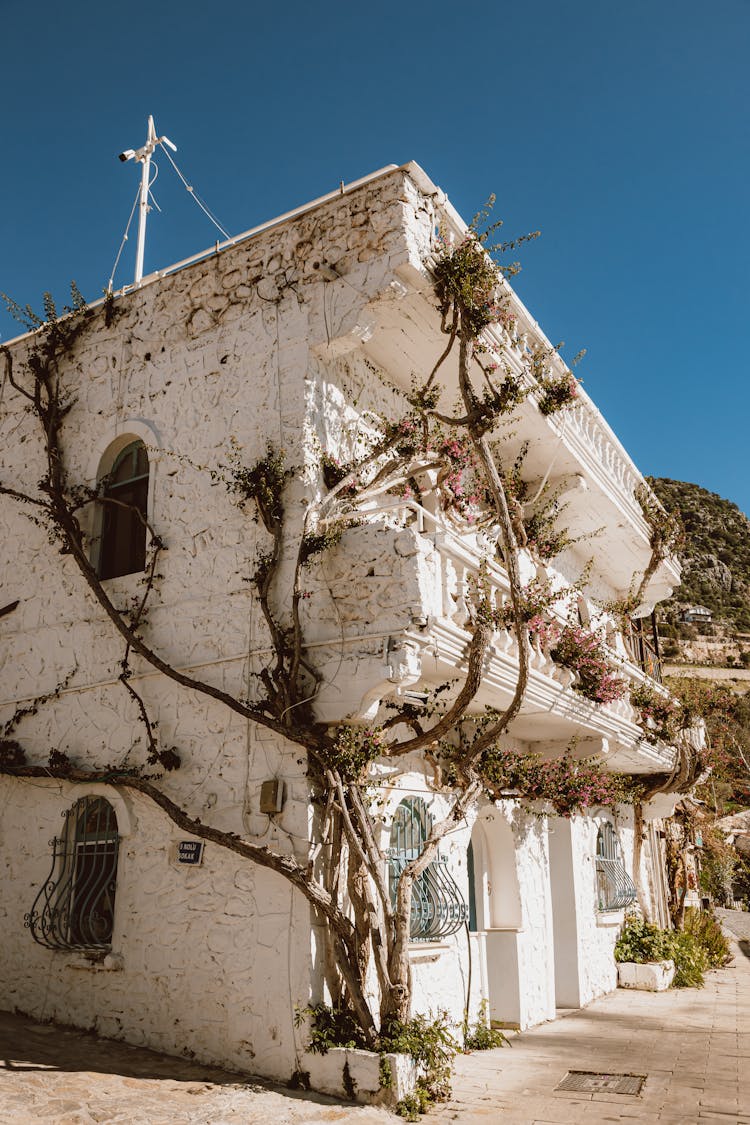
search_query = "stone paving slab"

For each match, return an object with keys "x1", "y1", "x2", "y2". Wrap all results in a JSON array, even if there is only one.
[
  {"x1": 432, "y1": 908, "x2": 750, "y2": 1124},
  {"x1": 0, "y1": 1010, "x2": 394, "y2": 1125}
]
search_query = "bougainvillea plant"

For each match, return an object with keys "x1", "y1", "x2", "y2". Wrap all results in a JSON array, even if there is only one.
[
  {"x1": 537, "y1": 371, "x2": 579, "y2": 417},
  {"x1": 630, "y1": 682, "x2": 681, "y2": 742},
  {"x1": 550, "y1": 623, "x2": 628, "y2": 704},
  {"x1": 478, "y1": 748, "x2": 639, "y2": 818}
]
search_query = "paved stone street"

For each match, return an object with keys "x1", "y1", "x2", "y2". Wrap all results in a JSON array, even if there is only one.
[
  {"x1": 0, "y1": 1016, "x2": 394, "y2": 1125},
  {"x1": 434, "y1": 908, "x2": 750, "y2": 1124},
  {"x1": 1, "y1": 910, "x2": 748, "y2": 1124}
]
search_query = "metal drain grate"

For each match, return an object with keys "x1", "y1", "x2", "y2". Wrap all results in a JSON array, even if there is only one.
[{"x1": 556, "y1": 1071, "x2": 646, "y2": 1095}]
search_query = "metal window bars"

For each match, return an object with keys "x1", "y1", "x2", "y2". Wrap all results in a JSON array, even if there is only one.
[
  {"x1": 595, "y1": 822, "x2": 637, "y2": 912},
  {"x1": 388, "y1": 797, "x2": 468, "y2": 941},
  {"x1": 25, "y1": 796, "x2": 119, "y2": 951}
]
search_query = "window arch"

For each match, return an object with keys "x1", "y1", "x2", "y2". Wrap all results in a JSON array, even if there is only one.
[
  {"x1": 387, "y1": 796, "x2": 467, "y2": 941},
  {"x1": 26, "y1": 796, "x2": 120, "y2": 950},
  {"x1": 595, "y1": 821, "x2": 636, "y2": 912},
  {"x1": 97, "y1": 439, "x2": 149, "y2": 579}
]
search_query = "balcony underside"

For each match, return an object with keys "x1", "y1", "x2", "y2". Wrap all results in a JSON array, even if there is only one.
[
  {"x1": 329, "y1": 261, "x2": 679, "y2": 611},
  {"x1": 423, "y1": 619, "x2": 675, "y2": 775}
]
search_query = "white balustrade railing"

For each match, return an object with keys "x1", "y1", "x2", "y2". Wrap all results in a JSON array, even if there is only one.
[
  {"x1": 433, "y1": 203, "x2": 651, "y2": 528},
  {"x1": 369, "y1": 500, "x2": 662, "y2": 724}
]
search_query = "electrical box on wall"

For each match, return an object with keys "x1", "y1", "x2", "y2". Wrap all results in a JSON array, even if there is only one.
[{"x1": 259, "y1": 778, "x2": 285, "y2": 815}]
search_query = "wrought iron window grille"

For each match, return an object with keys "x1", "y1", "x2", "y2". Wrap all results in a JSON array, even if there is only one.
[
  {"x1": 388, "y1": 797, "x2": 467, "y2": 941},
  {"x1": 25, "y1": 796, "x2": 120, "y2": 952},
  {"x1": 595, "y1": 822, "x2": 636, "y2": 912}
]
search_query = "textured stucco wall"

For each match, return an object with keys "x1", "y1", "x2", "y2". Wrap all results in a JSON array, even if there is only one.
[
  {"x1": 0, "y1": 169, "x2": 431, "y2": 1074},
  {"x1": 0, "y1": 160, "x2": 672, "y2": 1078},
  {"x1": 559, "y1": 811, "x2": 638, "y2": 1008},
  {"x1": 0, "y1": 777, "x2": 315, "y2": 1079}
]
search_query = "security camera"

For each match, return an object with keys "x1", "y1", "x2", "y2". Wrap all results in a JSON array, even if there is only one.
[{"x1": 118, "y1": 149, "x2": 136, "y2": 163}]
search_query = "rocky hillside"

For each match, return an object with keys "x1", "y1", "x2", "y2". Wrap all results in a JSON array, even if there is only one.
[{"x1": 649, "y1": 478, "x2": 750, "y2": 635}]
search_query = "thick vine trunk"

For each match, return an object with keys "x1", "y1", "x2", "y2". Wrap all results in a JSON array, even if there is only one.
[{"x1": 630, "y1": 800, "x2": 653, "y2": 921}]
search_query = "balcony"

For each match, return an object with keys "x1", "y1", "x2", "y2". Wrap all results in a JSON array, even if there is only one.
[{"x1": 309, "y1": 499, "x2": 675, "y2": 774}]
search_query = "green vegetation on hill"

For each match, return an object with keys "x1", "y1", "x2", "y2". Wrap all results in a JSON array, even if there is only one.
[{"x1": 649, "y1": 478, "x2": 750, "y2": 632}]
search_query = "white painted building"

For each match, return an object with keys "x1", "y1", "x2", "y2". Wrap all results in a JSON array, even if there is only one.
[{"x1": 0, "y1": 163, "x2": 682, "y2": 1082}]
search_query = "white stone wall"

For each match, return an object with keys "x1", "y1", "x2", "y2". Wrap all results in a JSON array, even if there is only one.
[
  {"x1": 0, "y1": 161, "x2": 677, "y2": 1078},
  {"x1": 0, "y1": 170, "x2": 431, "y2": 1075},
  {"x1": 0, "y1": 777, "x2": 314, "y2": 1079}
]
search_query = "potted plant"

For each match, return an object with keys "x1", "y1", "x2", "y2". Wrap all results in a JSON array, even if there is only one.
[{"x1": 614, "y1": 915, "x2": 675, "y2": 991}]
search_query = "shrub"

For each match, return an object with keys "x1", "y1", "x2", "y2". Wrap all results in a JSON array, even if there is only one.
[
  {"x1": 297, "y1": 1002, "x2": 367, "y2": 1053},
  {"x1": 614, "y1": 910, "x2": 731, "y2": 989},
  {"x1": 670, "y1": 930, "x2": 709, "y2": 988},
  {"x1": 381, "y1": 1011, "x2": 458, "y2": 1108},
  {"x1": 299, "y1": 1003, "x2": 458, "y2": 1117},
  {"x1": 683, "y1": 907, "x2": 732, "y2": 968},
  {"x1": 614, "y1": 916, "x2": 672, "y2": 964}
]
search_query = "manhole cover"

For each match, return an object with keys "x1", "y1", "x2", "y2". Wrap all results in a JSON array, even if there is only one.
[{"x1": 556, "y1": 1071, "x2": 646, "y2": 1095}]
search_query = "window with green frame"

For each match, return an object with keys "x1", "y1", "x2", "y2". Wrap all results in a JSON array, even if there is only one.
[{"x1": 387, "y1": 796, "x2": 467, "y2": 941}]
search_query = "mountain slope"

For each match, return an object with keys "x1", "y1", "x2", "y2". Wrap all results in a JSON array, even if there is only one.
[{"x1": 649, "y1": 478, "x2": 750, "y2": 633}]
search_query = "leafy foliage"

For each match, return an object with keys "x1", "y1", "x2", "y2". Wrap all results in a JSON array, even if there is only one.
[
  {"x1": 614, "y1": 915, "x2": 673, "y2": 963},
  {"x1": 682, "y1": 906, "x2": 732, "y2": 967},
  {"x1": 550, "y1": 623, "x2": 628, "y2": 704},
  {"x1": 630, "y1": 682, "x2": 681, "y2": 742},
  {"x1": 225, "y1": 442, "x2": 289, "y2": 528},
  {"x1": 382, "y1": 1012, "x2": 457, "y2": 1115},
  {"x1": 668, "y1": 677, "x2": 750, "y2": 809},
  {"x1": 298, "y1": 1002, "x2": 368, "y2": 1053},
  {"x1": 614, "y1": 908, "x2": 730, "y2": 988},
  {"x1": 537, "y1": 371, "x2": 579, "y2": 416},
  {"x1": 300, "y1": 1003, "x2": 458, "y2": 1118},
  {"x1": 478, "y1": 749, "x2": 639, "y2": 817},
  {"x1": 463, "y1": 1001, "x2": 509, "y2": 1051},
  {"x1": 326, "y1": 726, "x2": 388, "y2": 782}
]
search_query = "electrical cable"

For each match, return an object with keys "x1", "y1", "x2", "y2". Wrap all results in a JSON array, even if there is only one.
[
  {"x1": 158, "y1": 144, "x2": 231, "y2": 240},
  {"x1": 107, "y1": 184, "x2": 141, "y2": 293}
]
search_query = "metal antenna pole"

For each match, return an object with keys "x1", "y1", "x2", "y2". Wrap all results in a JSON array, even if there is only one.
[
  {"x1": 118, "y1": 115, "x2": 177, "y2": 287},
  {"x1": 134, "y1": 116, "x2": 156, "y2": 286}
]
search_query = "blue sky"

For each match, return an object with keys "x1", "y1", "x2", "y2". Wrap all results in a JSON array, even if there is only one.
[{"x1": 1, "y1": 0, "x2": 748, "y2": 514}]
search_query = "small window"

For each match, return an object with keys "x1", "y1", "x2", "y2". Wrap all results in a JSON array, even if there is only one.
[
  {"x1": 26, "y1": 796, "x2": 120, "y2": 951},
  {"x1": 98, "y1": 440, "x2": 149, "y2": 579},
  {"x1": 387, "y1": 796, "x2": 467, "y2": 941},
  {"x1": 595, "y1": 822, "x2": 636, "y2": 912}
]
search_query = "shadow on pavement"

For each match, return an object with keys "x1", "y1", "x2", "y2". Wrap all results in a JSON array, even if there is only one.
[
  {"x1": 739, "y1": 939, "x2": 750, "y2": 960},
  {"x1": 0, "y1": 1009, "x2": 315, "y2": 1097}
]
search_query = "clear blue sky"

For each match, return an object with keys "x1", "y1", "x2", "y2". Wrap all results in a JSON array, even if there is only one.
[{"x1": 2, "y1": 0, "x2": 748, "y2": 514}]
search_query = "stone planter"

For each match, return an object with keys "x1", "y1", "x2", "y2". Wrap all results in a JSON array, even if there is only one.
[
  {"x1": 302, "y1": 1047, "x2": 417, "y2": 1106},
  {"x1": 617, "y1": 959, "x2": 675, "y2": 991}
]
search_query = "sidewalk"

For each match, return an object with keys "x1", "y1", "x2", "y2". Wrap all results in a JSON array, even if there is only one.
[
  {"x1": 434, "y1": 908, "x2": 750, "y2": 1124},
  {"x1": 0, "y1": 1015, "x2": 394, "y2": 1125},
  {"x1": 0, "y1": 912, "x2": 748, "y2": 1123}
]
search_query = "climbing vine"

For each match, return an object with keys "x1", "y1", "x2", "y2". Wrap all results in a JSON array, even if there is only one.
[{"x1": 0, "y1": 194, "x2": 688, "y2": 1095}]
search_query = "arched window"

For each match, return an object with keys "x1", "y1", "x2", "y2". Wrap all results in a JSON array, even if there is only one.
[
  {"x1": 98, "y1": 440, "x2": 149, "y2": 579},
  {"x1": 595, "y1": 822, "x2": 637, "y2": 912},
  {"x1": 26, "y1": 796, "x2": 120, "y2": 950},
  {"x1": 388, "y1": 796, "x2": 467, "y2": 941}
]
